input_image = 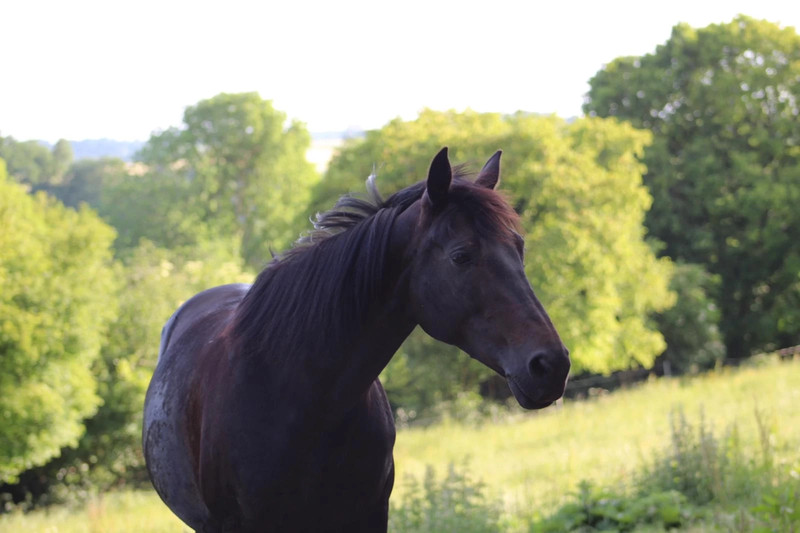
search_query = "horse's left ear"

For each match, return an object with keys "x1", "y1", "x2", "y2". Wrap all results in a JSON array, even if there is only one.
[
  {"x1": 476, "y1": 150, "x2": 502, "y2": 190},
  {"x1": 425, "y1": 147, "x2": 452, "y2": 208}
]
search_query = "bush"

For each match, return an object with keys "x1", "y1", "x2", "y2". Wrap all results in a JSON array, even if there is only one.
[
  {"x1": 752, "y1": 465, "x2": 800, "y2": 533},
  {"x1": 529, "y1": 481, "x2": 691, "y2": 532},
  {"x1": 529, "y1": 407, "x2": 800, "y2": 532},
  {"x1": 638, "y1": 408, "x2": 768, "y2": 506},
  {"x1": 390, "y1": 462, "x2": 502, "y2": 533},
  {"x1": 654, "y1": 263, "x2": 725, "y2": 374}
]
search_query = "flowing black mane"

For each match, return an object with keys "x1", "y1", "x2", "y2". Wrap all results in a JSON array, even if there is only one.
[
  {"x1": 231, "y1": 174, "x2": 418, "y2": 362},
  {"x1": 231, "y1": 167, "x2": 521, "y2": 363}
]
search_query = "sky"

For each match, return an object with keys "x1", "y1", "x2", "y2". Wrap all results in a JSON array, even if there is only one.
[{"x1": 2, "y1": 0, "x2": 799, "y2": 143}]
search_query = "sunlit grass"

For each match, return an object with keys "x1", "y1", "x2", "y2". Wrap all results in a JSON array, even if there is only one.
[
  {"x1": 2, "y1": 357, "x2": 798, "y2": 532},
  {"x1": 392, "y1": 357, "x2": 800, "y2": 514},
  {"x1": 0, "y1": 490, "x2": 185, "y2": 532}
]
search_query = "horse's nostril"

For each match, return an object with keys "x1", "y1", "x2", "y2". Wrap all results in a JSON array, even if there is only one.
[{"x1": 528, "y1": 352, "x2": 550, "y2": 376}]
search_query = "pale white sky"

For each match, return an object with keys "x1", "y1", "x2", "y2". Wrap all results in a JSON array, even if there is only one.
[{"x1": 2, "y1": 0, "x2": 798, "y2": 142}]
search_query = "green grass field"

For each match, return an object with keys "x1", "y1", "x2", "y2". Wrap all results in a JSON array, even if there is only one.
[
  {"x1": 2, "y1": 357, "x2": 798, "y2": 532},
  {"x1": 394, "y1": 356, "x2": 800, "y2": 511}
]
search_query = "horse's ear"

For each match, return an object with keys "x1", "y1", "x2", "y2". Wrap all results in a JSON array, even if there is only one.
[
  {"x1": 476, "y1": 150, "x2": 501, "y2": 190},
  {"x1": 425, "y1": 147, "x2": 452, "y2": 208}
]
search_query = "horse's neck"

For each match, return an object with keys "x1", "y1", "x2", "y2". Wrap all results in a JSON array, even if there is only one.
[
  {"x1": 325, "y1": 294, "x2": 416, "y2": 410},
  {"x1": 235, "y1": 276, "x2": 415, "y2": 428},
  {"x1": 318, "y1": 222, "x2": 418, "y2": 412}
]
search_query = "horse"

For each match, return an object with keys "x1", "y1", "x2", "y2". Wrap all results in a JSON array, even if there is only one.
[{"x1": 142, "y1": 147, "x2": 570, "y2": 532}]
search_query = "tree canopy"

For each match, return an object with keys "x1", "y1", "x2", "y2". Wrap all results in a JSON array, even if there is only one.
[
  {"x1": 584, "y1": 16, "x2": 800, "y2": 358},
  {"x1": 136, "y1": 92, "x2": 319, "y2": 268},
  {"x1": 319, "y1": 109, "x2": 673, "y2": 376},
  {"x1": 0, "y1": 136, "x2": 72, "y2": 187},
  {"x1": 0, "y1": 159, "x2": 117, "y2": 483}
]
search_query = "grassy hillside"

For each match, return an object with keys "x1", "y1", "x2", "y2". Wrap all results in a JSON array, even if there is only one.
[
  {"x1": 1, "y1": 357, "x2": 798, "y2": 532},
  {"x1": 393, "y1": 356, "x2": 800, "y2": 512}
]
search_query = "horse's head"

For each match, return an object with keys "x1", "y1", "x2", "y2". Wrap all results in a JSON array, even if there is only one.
[{"x1": 397, "y1": 148, "x2": 570, "y2": 409}]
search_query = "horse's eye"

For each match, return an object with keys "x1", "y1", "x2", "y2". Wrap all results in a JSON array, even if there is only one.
[{"x1": 450, "y1": 250, "x2": 473, "y2": 265}]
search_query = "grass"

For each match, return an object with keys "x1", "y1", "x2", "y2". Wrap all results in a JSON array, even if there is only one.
[
  {"x1": 1, "y1": 356, "x2": 798, "y2": 532},
  {"x1": 0, "y1": 490, "x2": 187, "y2": 533},
  {"x1": 393, "y1": 356, "x2": 800, "y2": 514}
]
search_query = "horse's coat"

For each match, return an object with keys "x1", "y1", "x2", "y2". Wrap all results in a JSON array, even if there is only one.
[{"x1": 143, "y1": 148, "x2": 570, "y2": 532}]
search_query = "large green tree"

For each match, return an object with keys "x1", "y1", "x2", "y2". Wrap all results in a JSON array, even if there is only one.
[
  {"x1": 96, "y1": 165, "x2": 223, "y2": 254},
  {"x1": 41, "y1": 157, "x2": 127, "y2": 210},
  {"x1": 584, "y1": 16, "x2": 800, "y2": 358},
  {"x1": 0, "y1": 159, "x2": 117, "y2": 483},
  {"x1": 317, "y1": 110, "x2": 673, "y2": 394},
  {"x1": 0, "y1": 136, "x2": 72, "y2": 187},
  {"x1": 137, "y1": 93, "x2": 319, "y2": 268},
  {"x1": 0, "y1": 239, "x2": 253, "y2": 503}
]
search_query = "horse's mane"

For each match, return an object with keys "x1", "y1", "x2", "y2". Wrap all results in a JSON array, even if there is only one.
[{"x1": 231, "y1": 166, "x2": 521, "y2": 363}]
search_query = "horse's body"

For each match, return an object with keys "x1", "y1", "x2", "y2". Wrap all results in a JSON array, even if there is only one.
[{"x1": 143, "y1": 148, "x2": 570, "y2": 532}]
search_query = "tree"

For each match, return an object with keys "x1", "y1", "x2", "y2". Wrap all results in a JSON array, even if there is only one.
[
  {"x1": 0, "y1": 159, "x2": 117, "y2": 483},
  {"x1": 40, "y1": 157, "x2": 127, "y2": 210},
  {"x1": 0, "y1": 239, "x2": 252, "y2": 504},
  {"x1": 137, "y1": 93, "x2": 319, "y2": 268},
  {"x1": 317, "y1": 110, "x2": 673, "y2": 391},
  {"x1": 0, "y1": 136, "x2": 71, "y2": 187},
  {"x1": 654, "y1": 263, "x2": 725, "y2": 374},
  {"x1": 95, "y1": 165, "x2": 221, "y2": 254},
  {"x1": 50, "y1": 140, "x2": 73, "y2": 181},
  {"x1": 584, "y1": 16, "x2": 800, "y2": 358}
]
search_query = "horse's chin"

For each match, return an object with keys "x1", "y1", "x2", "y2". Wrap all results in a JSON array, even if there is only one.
[{"x1": 507, "y1": 378, "x2": 554, "y2": 410}]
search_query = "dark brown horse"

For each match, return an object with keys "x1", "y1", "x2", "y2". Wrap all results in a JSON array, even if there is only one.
[{"x1": 143, "y1": 148, "x2": 570, "y2": 532}]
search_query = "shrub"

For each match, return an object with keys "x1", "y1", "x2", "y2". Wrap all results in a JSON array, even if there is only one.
[
  {"x1": 751, "y1": 462, "x2": 800, "y2": 533},
  {"x1": 530, "y1": 407, "x2": 800, "y2": 532},
  {"x1": 390, "y1": 462, "x2": 502, "y2": 533},
  {"x1": 638, "y1": 408, "x2": 767, "y2": 506},
  {"x1": 529, "y1": 481, "x2": 691, "y2": 532}
]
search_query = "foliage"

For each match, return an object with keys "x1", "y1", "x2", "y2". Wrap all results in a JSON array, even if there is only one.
[
  {"x1": 638, "y1": 409, "x2": 760, "y2": 505},
  {"x1": 40, "y1": 157, "x2": 128, "y2": 211},
  {"x1": 528, "y1": 405, "x2": 800, "y2": 532},
  {"x1": 585, "y1": 16, "x2": 800, "y2": 359},
  {"x1": 0, "y1": 240, "x2": 251, "y2": 506},
  {"x1": 634, "y1": 407, "x2": 800, "y2": 532},
  {"x1": 136, "y1": 92, "x2": 320, "y2": 268},
  {"x1": 390, "y1": 462, "x2": 502, "y2": 533},
  {"x1": 321, "y1": 109, "x2": 673, "y2": 380},
  {"x1": 752, "y1": 466, "x2": 800, "y2": 533},
  {"x1": 530, "y1": 481, "x2": 690, "y2": 532},
  {"x1": 654, "y1": 263, "x2": 725, "y2": 374},
  {"x1": 96, "y1": 165, "x2": 225, "y2": 253},
  {"x1": 0, "y1": 136, "x2": 72, "y2": 187},
  {"x1": 391, "y1": 357, "x2": 800, "y2": 520},
  {"x1": 0, "y1": 160, "x2": 117, "y2": 483}
]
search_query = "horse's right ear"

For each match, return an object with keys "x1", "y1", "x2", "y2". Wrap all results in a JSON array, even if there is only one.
[
  {"x1": 425, "y1": 147, "x2": 452, "y2": 208},
  {"x1": 476, "y1": 150, "x2": 501, "y2": 190}
]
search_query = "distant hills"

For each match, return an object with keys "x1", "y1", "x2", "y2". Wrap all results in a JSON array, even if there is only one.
[
  {"x1": 67, "y1": 139, "x2": 145, "y2": 161},
  {"x1": 60, "y1": 131, "x2": 361, "y2": 164}
]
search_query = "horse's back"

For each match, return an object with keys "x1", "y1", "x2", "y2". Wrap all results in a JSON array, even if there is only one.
[
  {"x1": 143, "y1": 283, "x2": 250, "y2": 531},
  {"x1": 157, "y1": 283, "x2": 250, "y2": 365}
]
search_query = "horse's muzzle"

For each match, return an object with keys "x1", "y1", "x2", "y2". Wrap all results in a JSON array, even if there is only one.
[{"x1": 506, "y1": 348, "x2": 570, "y2": 409}]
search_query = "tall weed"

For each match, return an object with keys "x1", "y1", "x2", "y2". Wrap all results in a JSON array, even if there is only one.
[
  {"x1": 637, "y1": 408, "x2": 760, "y2": 505},
  {"x1": 390, "y1": 462, "x2": 502, "y2": 533}
]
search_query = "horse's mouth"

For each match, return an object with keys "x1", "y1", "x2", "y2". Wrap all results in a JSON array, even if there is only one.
[{"x1": 506, "y1": 376, "x2": 555, "y2": 410}]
